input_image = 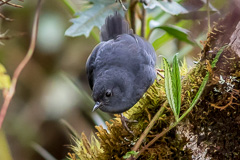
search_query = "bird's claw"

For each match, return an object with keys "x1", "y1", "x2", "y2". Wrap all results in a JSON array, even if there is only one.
[
  {"x1": 121, "y1": 114, "x2": 137, "y2": 136},
  {"x1": 156, "y1": 68, "x2": 164, "y2": 79}
]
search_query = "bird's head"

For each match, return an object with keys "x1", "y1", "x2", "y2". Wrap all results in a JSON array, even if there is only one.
[{"x1": 92, "y1": 70, "x2": 135, "y2": 114}]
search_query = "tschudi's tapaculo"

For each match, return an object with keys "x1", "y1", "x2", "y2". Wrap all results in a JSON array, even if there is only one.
[{"x1": 86, "y1": 12, "x2": 156, "y2": 116}]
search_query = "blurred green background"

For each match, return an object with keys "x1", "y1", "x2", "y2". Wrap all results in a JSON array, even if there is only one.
[{"x1": 0, "y1": 0, "x2": 232, "y2": 159}]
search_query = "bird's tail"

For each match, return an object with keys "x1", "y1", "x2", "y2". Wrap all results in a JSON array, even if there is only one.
[{"x1": 100, "y1": 12, "x2": 133, "y2": 41}]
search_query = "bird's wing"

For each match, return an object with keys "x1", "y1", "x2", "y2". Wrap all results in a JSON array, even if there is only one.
[
  {"x1": 135, "y1": 36, "x2": 156, "y2": 67},
  {"x1": 86, "y1": 43, "x2": 103, "y2": 90}
]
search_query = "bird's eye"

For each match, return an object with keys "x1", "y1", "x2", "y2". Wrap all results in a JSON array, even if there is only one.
[{"x1": 105, "y1": 90, "x2": 112, "y2": 97}]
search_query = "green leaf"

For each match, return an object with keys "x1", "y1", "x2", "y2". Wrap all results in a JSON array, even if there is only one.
[
  {"x1": 178, "y1": 45, "x2": 227, "y2": 122},
  {"x1": 156, "y1": 25, "x2": 194, "y2": 44},
  {"x1": 172, "y1": 54, "x2": 181, "y2": 116},
  {"x1": 144, "y1": 0, "x2": 188, "y2": 15},
  {"x1": 65, "y1": 2, "x2": 123, "y2": 37},
  {"x1": 163, "y1": 57, "x2": 178, "y2": 119},
  {"x1": 123, "y1": 151, "x2": 139, "y2": 159},
  {"x1": 151, "y1": 21, "x2": 194, "y2": 50},
  {"x1": 152, "y1": 33, "x2": 172, "y2": 50},
  {"x1": 211, "y1": 45, "x2": 227, "y2": 68}
]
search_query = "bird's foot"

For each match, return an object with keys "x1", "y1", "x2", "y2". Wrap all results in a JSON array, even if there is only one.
[
  {"x1": 121, "y1": 113, "x2": 137, "y2": 136},
  {"x1": 156, "y1": 68, "x2": 164, "y2": 79}
]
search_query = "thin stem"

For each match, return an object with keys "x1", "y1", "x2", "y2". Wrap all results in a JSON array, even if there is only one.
[
  {"x1": 0, "y1": 0, "x2": 42, "y2": 129},
  {"x1": 129, "y1": 0, "x2": 138, "y2": 33},
  {"x1": 136, "y1": 120, "x2": 178, "y2": 159},
  {"x1": 0, "y1": 0, "x2": 23, "y2": 8},
  {"x1": 118, "y1": 0, "x2": 127, "y2": 11},
  {"x1": 5, "y1": 1, "x2": 23, "y2": 8},
  {"x1": 0, "y1": 32, "x2": 26, "y2": 40},
  {"x1": 0, "y1": 13, "x2": 13, "y2": 21},
  {"x1": 0, "y1": 0, "x2": 11, "y2": 7},
  {"x1": 178, "y1": 73, "x2": 209, "y2": 122},
  {"x1": 140, "y1": 5, "x2": 145, "y2": 38},
  {"x1": 146, "y1": 28, "x2": 154, "y2": 40},
  {"x1": 131, "y1": 102, "x2": 167, "y2": 152},
  {"x1": 62, "y1": 0, "x2": 75, "y2": 14},
  {"x1": 207, "y1": 0, "x2": 210, "y2": 32}
]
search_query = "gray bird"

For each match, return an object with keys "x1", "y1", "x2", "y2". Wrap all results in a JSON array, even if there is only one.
[{"x1": 86, "y1": 13, "x2": 156, "y2": 118}]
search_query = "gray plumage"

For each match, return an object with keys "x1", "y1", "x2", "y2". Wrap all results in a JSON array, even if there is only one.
[{"x1": 86, "y1": 12, "x2": 156, "y2": 113}]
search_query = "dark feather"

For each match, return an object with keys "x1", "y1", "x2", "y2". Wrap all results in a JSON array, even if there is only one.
[
  {"x1": 86, "y1": 43, "x2": 103, "y2": 89},
  {"x1": 100, "y1": 12, "x2": 133, "y2": 41}
]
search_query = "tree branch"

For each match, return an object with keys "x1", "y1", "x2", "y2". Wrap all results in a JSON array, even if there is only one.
[{"x1": 0, "y1": 0, "x2": 42, "y2": 129}]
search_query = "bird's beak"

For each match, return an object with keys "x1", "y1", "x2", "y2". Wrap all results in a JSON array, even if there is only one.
[{"x1": 92, "y1": 102, "x2": 102, "y2": 112}]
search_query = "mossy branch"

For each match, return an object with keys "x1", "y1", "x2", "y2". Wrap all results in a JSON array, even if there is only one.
[{"x1": 68, "y1": 8, "x2": 240, "y2": 160}]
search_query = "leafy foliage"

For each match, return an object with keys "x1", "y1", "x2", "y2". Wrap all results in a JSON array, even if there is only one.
[
  {"x1": 156, "y1": 25, "x2": 194, "y2": 44},
  {"x1": 152, "y1": 24, "x2": 194, "y2": 50},
  {"x1": 163, "y1": 46, "x2": 226, "y2": 122},
  {"x1": 123, "y1": 151, "x2": 139, "y2": 159},
  {"x1": 65, "y1": 0, "x2": 124, "y2": 37},
  {"x1": 144, "y1": 0, "x2": 188, "y2": 15},
  {"x1": 163, "y1": 54, "x2": 181, "y2": 120}
]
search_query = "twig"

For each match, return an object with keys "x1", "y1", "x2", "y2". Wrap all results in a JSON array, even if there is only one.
[
  {"x1": 0, "y1": 13, "x2": 13, "y2": 21},
  {"x1": 140, "y1": 5, "x2": 145, "y2": 37},
  {"x1": 118, "y1": 0, "x2": 127, "y2": 11},
  {"x1": 146, "y1": 28, "x2": 153, "y2": 40},
  {"x1": 130, "y1": 102, "x2": 167, "y2": 153},
  {"x1": 129, "y1": 0, "x2": 138, "y2": 33},
  {"x1": 207, "y1": 0, "x2": 210, "y2": 32},
  {"x1": 0, "y1": 32, "x2": 26, "y2": 40},
  {"x1": 0, "y1": 0, "x2": 42, "y2": 129},
  {"x1": 5, "y1": 1, "x2": 23, "y2": 8},
  {"x1": 136, "y1": 119, "x2": 178, "y2": 159},
  {"x1": 0, "y1": 0, "x2": 11, "y2": 7},
  {"x1": 211, "y1": 89, "x2": 240, "y2": 110},
  {"x1": 0, "y1": 0, "x2": 23, "y2": 8}
]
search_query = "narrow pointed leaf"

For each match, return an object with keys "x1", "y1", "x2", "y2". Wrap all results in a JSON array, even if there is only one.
[
  {"x1": 156, "y1": 25, "x2": 194, "y2": 44},
  {"x1": 211, "y1": 45, "x2": 227, "y2": 68},
  {"x1": 179, "y1": 45, "x2": 227, "y2": 122},
  {"x1": 163, "y1": 58, "x2": 177, "y2": 119},
  {"x1": 172, "y1": 54, "x2": 181, "y2": 116},
  {"x1": 152, "y1": 33, "x2": 172, "y2": 50}
]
